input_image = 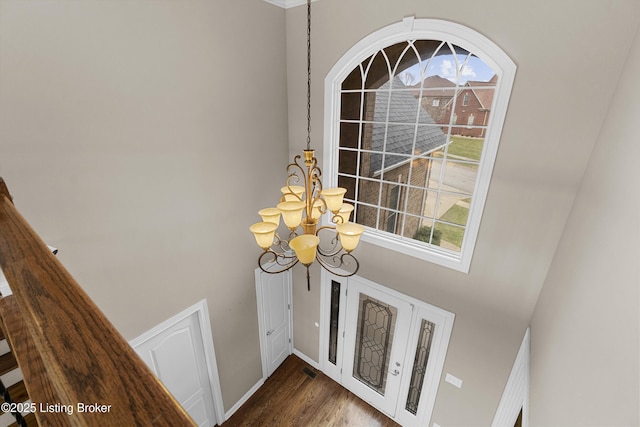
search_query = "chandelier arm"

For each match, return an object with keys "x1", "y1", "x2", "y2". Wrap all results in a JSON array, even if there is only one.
[
  {"x1": 308, "y1": 163, "x2": 326, "y2": 215},
  {"x1": 284, "y1": 156, "x2": 307, "y2": 202},
  {"x1": 258, "y1": 250, "x2": 299, "y2": 274},
  {"x1": 315, "y1": 225, "x2": 343, "y2": 257},
  {"x1": 273, "y1": 233, "x2": 293, "y2": 253},
  {"x1": 315, "y1": 251, "x2": 359, "y2": 277}
]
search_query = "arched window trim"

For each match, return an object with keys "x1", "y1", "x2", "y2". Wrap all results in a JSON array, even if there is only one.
[{"x1": 323, "y1": 17, "x2": 516, "y2": 273}]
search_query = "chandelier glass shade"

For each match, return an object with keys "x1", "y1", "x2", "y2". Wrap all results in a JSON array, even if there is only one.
[{"x1": 250, "y1": 149, "x2": 364, "y2": 285}]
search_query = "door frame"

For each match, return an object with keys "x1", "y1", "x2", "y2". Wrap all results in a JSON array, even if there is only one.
[
  {"x1": 129, "y1": 300, "x2": 225, "y2": 425},
  {"x1": 491, "y1": 327, "x2": 530, "y2": 427},
  {"x1": 255, "y1": 267, "x2": 293, "y2": 379}
]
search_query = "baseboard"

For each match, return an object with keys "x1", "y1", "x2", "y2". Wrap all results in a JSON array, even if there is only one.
[
  {"x1": 224, "y1": 377, "x2": 265, "y2": 421},
  {"x1": 293, "y1": 348, "x2": 319, "y2": 369},
  {"x1": 223, "y1": 350, "x2": 317, "y2": 422}
]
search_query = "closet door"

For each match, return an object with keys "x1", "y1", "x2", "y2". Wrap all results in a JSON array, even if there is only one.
[{"x1": 341, "y1": 276, "x2": 413, "y2": 417}]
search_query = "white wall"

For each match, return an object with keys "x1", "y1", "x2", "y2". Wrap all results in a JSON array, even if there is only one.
[{"x1": 529, "y1": 24, "x2": 640, "y2": 427}]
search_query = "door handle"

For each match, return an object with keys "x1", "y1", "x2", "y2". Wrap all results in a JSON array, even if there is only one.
[
  {"x1": 266, "y1": 329, "x2": 275, "y2": 336},
  {"x1": 389, "y1": 369, "x2": 400, "y2": 376}
]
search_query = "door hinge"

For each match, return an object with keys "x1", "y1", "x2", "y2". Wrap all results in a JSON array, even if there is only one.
[
  {"x1": 342, "y1": 331, "x2": 345, "y2": 338},
  {"x1": 288, "y1": 303, "x2": 291, "y2": 310},
  {"x1": 289, "y1": 338, "x2": 291, "y2": 343}
]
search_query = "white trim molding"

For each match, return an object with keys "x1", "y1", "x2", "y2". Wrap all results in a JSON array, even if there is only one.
[
  {"x1": 293, "y1": 348, "x2": 320, "y2": 369},
  {"x1": 224, "y1": 378, "x2": 265, "y2": 420},
  {"x1": 492, "y1": 328, "x2": 530, "y2": 427},
  {"x1": 262, "y1": 0, "x2": 318, "y2": 9}
]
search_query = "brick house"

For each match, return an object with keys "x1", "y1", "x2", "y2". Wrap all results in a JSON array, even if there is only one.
[
  {"x1": 355, "y1": 77, "x2": 447, "y2": 238},
  {"x1": 416, "y1": 74, "x2": 497, "y2": 138}
]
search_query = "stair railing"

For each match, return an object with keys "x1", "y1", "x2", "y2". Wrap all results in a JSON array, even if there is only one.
[{"x1": 0, "y1": 177, "x2": 196, "y2": 426}]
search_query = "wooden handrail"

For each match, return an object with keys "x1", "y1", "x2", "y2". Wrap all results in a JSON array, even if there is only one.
[{"x1": 0, "y1": 178, "x2": 196, "y2": 426}]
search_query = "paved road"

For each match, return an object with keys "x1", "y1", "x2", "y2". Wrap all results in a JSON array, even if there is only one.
[{"x1": 428, "y1": 159, "x2": 477, "y2": 195}]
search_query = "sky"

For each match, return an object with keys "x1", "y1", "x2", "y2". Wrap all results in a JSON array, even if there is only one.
[{"x1": 398, "y1": 54, "x2": 495, "y2": 86}]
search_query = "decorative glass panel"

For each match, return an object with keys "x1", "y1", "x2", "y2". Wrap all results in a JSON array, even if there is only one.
[
  {"x1": 328, "y1": 280, "x2": 341, "y2": 365},
  {"x1": 353, "y1": 293, "x2": 397, "y2": 395},
  {"x1": 405, "y1": 319, "x2": 435, "y2": 414}
]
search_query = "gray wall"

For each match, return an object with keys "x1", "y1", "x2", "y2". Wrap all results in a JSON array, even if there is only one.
[
  {"x1": 529, "y1": 23, "x2": 640, "y2": 427},
  {"x1": 0, "y1": 0, "x2": 288, "y2": 411},
  {"x1": 286, "y1": 0, "x2": 640, "y2": 425}
]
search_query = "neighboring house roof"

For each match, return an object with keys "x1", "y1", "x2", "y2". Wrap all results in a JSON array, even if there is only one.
[
  {"x1": 370, "y1": 77, "x2": 447, "y2": 175},
  {"x1": 466, "y1": 77, "x2": 496, "y2": 110},
  {"x1": 411, "y1": 76, "x2": 456, "y2": 98},
  {"x1": 417, "y1": 75, "x2": 457, "y2": 98},
  {"x1": 441, "y1": 74, "x2": 497, "y2": 110}
]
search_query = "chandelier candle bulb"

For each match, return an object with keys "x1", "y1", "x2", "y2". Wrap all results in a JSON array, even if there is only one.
[
  {"x1": 250, "y1": 222, "x2": 278, "y2": 250},
  {"x1": 336, "y1": 222, "x2": 365, "y2": 252},
  {"x1": 281, "y1": 185, "x2": 305, "y2": 201},
  {"x1": 321, "y1": 187, "x2": 347, "y2": 213},
  {"x1": 289, "y1": 235, "x2": 320, "y2": 265},
  {"x1": 277, "y1": 200, "x2": 306, "y2": 229},
  {"x1": 258, "y1": 207, "x2": 281, "y2": 226}
]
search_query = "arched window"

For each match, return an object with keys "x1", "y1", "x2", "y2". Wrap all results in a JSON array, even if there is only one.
[{"x1": 323, "y1": 18, "x2": 515, "y2": 272}]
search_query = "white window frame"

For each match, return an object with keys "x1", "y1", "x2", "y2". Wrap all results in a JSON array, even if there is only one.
[{"x1": 323, "y1": 17, "x2": 516, "y2": 272}]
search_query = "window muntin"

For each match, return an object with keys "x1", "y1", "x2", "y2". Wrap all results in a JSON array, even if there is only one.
[
  {"x1": 324, "y1": 19, "x2": 516, "y2": 272},
  {"x1": 337, "y1": 40, "x2": 496, "y2": 254}
]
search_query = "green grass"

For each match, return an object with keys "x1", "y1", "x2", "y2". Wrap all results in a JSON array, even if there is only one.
[
  {"x1": 444, "y1": 136, "x2": 483, "y2": 161},
  {"x1": 436, "y1": 202, "x2": 470, "y2": 248},
  {"x1": 439, "y1": 203, "x2": 469, "y2": 226},
  {"x1": 435, "y1": 222, "x2": 464, "y2": 249}
]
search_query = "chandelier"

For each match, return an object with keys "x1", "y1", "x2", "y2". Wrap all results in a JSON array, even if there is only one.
[{"x1": 249, "y1": 0, "x2": 363, "y2": 289}]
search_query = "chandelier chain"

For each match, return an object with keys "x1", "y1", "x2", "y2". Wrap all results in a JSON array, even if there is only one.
[
  {"x1": 306, "y1": 0, "x2": 311, "y2": 151},
  {"x1": 250, "y1": 0, "x2": 362, "y2": 288}
]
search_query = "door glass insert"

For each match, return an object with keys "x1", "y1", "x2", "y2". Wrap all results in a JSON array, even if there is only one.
[
  {"x1": 405, "y1": 319, "x2": 435, "y2": 414},
  {"x1": 353, "y1": 293, "x2": 397, "y2": 395},
  {"x1": 328, "y1": 280, "x2": 341, "y2": 365}
]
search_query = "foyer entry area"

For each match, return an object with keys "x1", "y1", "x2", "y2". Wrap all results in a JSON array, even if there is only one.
[
  {"x1": 224, "y1": 354, "x2": 399, "y2": 426},
  {"x1": 320, "y1": 273, "x2": 455, "y2": 426}
]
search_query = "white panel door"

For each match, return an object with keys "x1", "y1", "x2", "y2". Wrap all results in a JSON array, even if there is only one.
[
  {"x1": 134, "y1": 313, "x2": 216, "y2": 427},
  {"x1": 258, "y1": 270, "x2": 292, "y2": 377}
]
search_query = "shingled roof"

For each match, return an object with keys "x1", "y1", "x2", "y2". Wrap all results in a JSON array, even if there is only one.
[
  {"x1": 369, "y1": 77, "x2": 447, "y2": 174},
  {"x1": 466, "y1": 75, "x2": 497, "y2": 110}
]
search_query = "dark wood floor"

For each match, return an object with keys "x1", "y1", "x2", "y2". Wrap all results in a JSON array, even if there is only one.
[{"x1": 223, "y1": 355, "x2": 400, "y2": 426}]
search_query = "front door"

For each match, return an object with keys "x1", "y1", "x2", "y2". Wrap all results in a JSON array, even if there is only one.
[
  {"x1": 321, "y1": 272, "x2": 455, "y2": 427},
  {"x1": 341, "y1": 276, "x2": 413, "y2": 417}
]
